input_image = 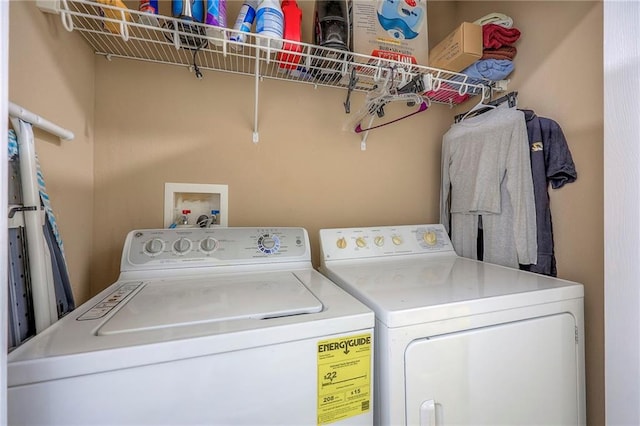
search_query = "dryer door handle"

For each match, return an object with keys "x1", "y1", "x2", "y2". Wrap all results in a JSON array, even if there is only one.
[{"x1": 420, "y1": 399, "x2": 438, "y2": 426}]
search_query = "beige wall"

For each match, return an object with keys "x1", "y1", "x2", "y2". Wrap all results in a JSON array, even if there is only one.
[
  {"x1": 91, "y1": 60, "x2": 454, "y2": 290},
  {"x1": 8, "y1": 1, "x2": 95, "y2": 303},
  {"x1": 9, "y1": 0, "x2": 604, "y2": 424}
]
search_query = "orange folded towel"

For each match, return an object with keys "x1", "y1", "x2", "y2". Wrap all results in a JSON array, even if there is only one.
[{"x1": 482, "y1": 45, "x2": 517, "y2": 60}]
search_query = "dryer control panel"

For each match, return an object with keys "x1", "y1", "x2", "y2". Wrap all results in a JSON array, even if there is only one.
[
  {"x1": 121, "y1": 227, "x2": 309, "y2": 271},
  {"x1": 319, "y1": 224, "x2": 456, "y2": 261}
]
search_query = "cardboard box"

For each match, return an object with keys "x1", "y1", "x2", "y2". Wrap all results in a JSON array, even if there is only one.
[
  {"x1": 352, "y1": 0, "x2": 429, "y2": 65},
  {"x1": 428, "y1": 22, "x2": 482, "y2": 72}
]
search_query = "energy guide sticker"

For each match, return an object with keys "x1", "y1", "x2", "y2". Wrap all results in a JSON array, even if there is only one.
[{"x1": 317, "y1": 333, "x2": 372, "y2": 425}]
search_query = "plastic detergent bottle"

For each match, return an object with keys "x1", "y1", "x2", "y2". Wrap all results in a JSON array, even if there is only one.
[
  {"x1": 138, "y1": 0, "x2": 159, "y2": 26},
  {"x1": 96, "y1": 0, "x2": 132, "y2": 35},
  {"x1": 230, "y1": 0, "x2": 259, "y2": 48},
  {"x1": 205, "y1": 0, "x2": 227, "y2": 44},
  {"x1": 277, "y1": 0, "x2": 302, "y2": 69},
  {"x1": 256, "y1": 0, "x2": 284, "y2": 49}
]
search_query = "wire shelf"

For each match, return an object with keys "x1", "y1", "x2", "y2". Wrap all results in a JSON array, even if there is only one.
[{"x1": 53, "y1": 0, "x2": 502, "y2": 106}]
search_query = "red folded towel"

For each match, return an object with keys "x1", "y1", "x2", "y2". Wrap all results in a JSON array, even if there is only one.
[
  {"x1": 483, "y1": 23, "x2": 521, "y2": 49},
  {"x1": 482, "y1": 45, "x2": 517, "y2": 60}
]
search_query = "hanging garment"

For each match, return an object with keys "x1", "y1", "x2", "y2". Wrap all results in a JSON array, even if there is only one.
[
  {"x1": 519, "y1": 110, "x2": 577, "y2": 276},
  {"x1": 440, "y1": 108, "x2": 537, "y2": 268},
  {"x1": 7, "y1": 128, "x2": 75, "y2": 348}
]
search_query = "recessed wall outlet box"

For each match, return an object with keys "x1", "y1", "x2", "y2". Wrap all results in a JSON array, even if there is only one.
[{"x1": 164, "y1": 183, "x2": 229, "y2": 228}]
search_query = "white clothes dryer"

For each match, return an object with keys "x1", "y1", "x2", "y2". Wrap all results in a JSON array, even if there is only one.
[
  {"x1": 8, "y1": 227, "x2": 375, "y2": 426},
  {"x1": 319, "y1": 224, "x2": 586, "y2": 426}
]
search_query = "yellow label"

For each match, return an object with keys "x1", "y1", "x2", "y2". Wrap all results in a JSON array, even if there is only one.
[{"x1": 317, "y1": 333, "x2": 372, "y2": 425}]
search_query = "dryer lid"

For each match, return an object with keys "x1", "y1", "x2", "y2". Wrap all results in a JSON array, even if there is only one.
[
  {"x1": 98, "y1": 272, "x2": 323, "y2": 335},
  {"x1": 322, "y1": 256, "x2": 584, "y2": 328}
]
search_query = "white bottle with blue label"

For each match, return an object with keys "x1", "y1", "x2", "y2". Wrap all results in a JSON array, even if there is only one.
[
  {"x1": 256, "y1": 0, "x2": 284, "y2": 49},
  {"x1": 230, "y1": 0, "x2": 258, "y2": 48}
]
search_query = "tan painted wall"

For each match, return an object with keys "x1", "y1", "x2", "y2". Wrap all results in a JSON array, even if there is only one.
[
  {"x1": 8, "y1": 1, "x2": 95, "y2": 303},
  {"x1": 9, "y1": 0, "x2": 604, "y2": 423},
  {"x1": 90, "y1": 60, "x2": 454, "y2": 291}
]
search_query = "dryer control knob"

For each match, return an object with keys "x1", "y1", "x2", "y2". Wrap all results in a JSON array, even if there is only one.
[
  {"x1": 392, "y1": 235, "x2": 403, "y2": 246},
  {"x1": 356, "y1": 237, "x2": 367, "y2": 248},
  {"x1": 423, "y1": 231, "x2": 437, "y2": 246},
  {"x1": 200, "y1": 237, "x2": 218, "y2": 252},
  {"x1": 144, "y1": 238, "x2": 165, "y2": 255},
  {"x1": 336, "y1": 237, "x2": 347, "y2": 249},
  {"x1": 374, "y1": 236, "x2": 385, "y2": 247},
  {"x1": 173, "y1": 237, "x2": 192, "y2": 254}
]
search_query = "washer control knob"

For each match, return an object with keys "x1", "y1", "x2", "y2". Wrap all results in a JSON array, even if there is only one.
[
  {"x1": 336, "y1": 237, "x2": 347, "y2": 249},
  {"x1": 392, "y1": 235, "x2": 403, "y2": 246},
  {"x1": 261, "y1": 236, "x2": 276, "y2": 249},
  {"x1": 144, "y1": 238, "x2": 164, "y2": 255},
  {"x1": 258, "y1": 234, "x2": 280, "y2": 254},
  {"x1": 374, "y1": 236, "x2": 385, "y2": 247},
  {"x1": 200, "y1": 237, "x2": 218, "y2": 253},
  {"x1": 423, "y1": 231, "x2": 437, "y2": 246},
  {"x1": 356, "y1": 237, "x2": 367, "y2": 248},
  {"x1": 173, "y1": 237, "x2": 192, "y2": 254}
]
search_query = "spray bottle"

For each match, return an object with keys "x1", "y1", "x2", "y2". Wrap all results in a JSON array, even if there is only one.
[
  {"x1": 256, "y1": 0, "x2": 284, "y2": 49},
  {"x1": 229, "y1": 0, "x2": 259, "y2": 48}
]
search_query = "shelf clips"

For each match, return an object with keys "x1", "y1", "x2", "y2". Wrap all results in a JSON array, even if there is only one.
[{"x1": 344, "y1": 68, "x2": 358, "y2": 114}]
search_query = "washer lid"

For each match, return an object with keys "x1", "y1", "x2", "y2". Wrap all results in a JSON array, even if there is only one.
[{"x1": 98, "y1": 272, "x2": 323, "y2": 335}]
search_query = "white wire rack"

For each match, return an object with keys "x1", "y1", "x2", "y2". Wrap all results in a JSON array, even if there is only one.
[{"x1": 40, "y1": 0, "x2": 506, "y2": 142}]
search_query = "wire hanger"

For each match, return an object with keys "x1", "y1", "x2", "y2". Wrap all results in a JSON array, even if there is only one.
[
  {"x1": 348, "y1": 68, "x2": 430, "y2": 133},
  {"x1": 490, "y1": 91, "x2": 518, "y2": 108},
  {"x1": 455, "y1": 85, "x2": 495, "y2": 123},
  {"x1": 355, "y1": 97, "x2": 428, "y2": 133},
  {"x1": 343, "y1": 68, "x2": 358, "y2": 114},
  {"x1": 454, "y1": 90, "x2": 518, "y2": 123}
]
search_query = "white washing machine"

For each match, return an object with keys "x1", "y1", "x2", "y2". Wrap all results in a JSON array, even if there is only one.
[
  {"x1": 8, "y1": 227, "x2": 375, "y2": 426},
  {"x1": 319, "y1": 224, "x2": 586, "y2": 426}
]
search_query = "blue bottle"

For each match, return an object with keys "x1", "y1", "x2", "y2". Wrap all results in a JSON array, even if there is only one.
[
  {"x1": 172, "y1": 0, "x2": 205, "y2": 22},
  {"x1": 171, "y1": 0, "x2": 207, "y2": 49}
]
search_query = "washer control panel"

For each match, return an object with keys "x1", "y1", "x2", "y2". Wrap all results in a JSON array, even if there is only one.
[
  {"x1": 77, "y1": 282, "x2": 142, "y2": 321},
  {"x1": 123, "y1": 227, "x2": 309, "y2": 270},
  {"x1": 319, "y1": 224, "x2": 455, "y2": 261}
]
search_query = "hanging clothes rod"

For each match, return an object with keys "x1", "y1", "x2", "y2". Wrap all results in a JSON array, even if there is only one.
[{"x1": 8, "y1": 102, "x2": 74, "y2": 141}]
